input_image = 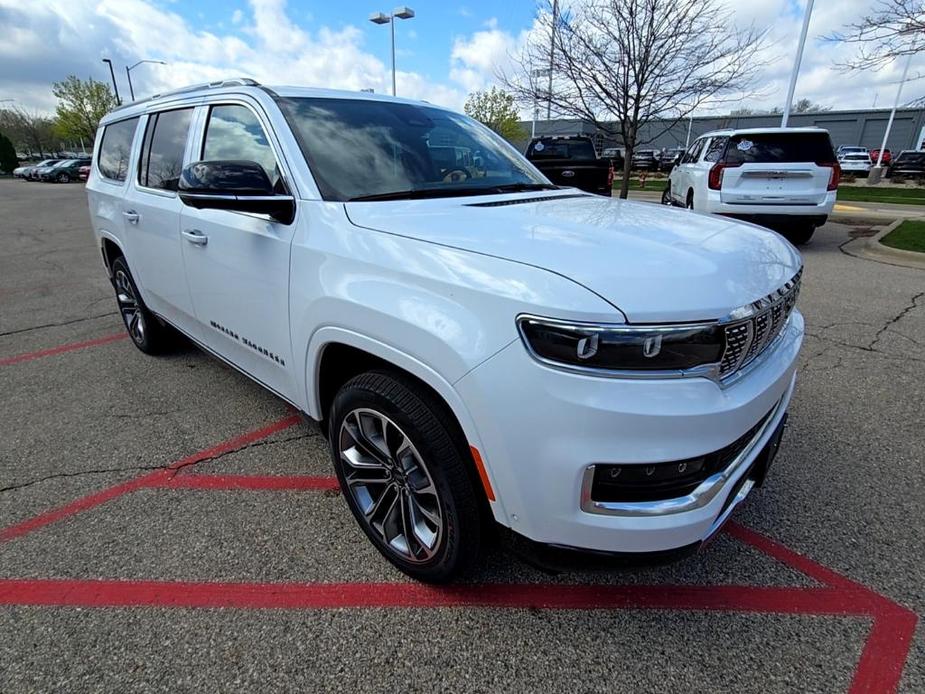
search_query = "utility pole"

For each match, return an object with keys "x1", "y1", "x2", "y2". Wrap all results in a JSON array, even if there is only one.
[{"x1": 782, "y1": 0, "x2": 814, "y2": 127}]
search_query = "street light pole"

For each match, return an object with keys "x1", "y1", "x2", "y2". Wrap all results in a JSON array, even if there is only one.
[
  {"x1": 125, "y1": 59, "x2": 167, "y2": 102},
  {"x1": 102, "y1": 58, "x2": 121, "y2": 105},
  {"x1": 369, "y1": 7, "x2": 415, "y2": 97},
  {"x1": 875, "y1": 51, "x2": 915, "y2": 170},
  {"x1": 781, "y1": 0, "x2": 814, "y2": 128},
  {"x1": 546, "y1": 0, "x2": 558, "y2": 120}
]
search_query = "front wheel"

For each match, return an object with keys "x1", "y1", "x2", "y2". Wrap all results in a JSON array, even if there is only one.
[
  {"x1": 329, "y1": 371, "x2": 483, "y2": 582},
  {"x1": 57, "y1": 172, "x2": 70, "y2": 183},
  {"x1": 661, "y1": 186, "x2": 672, "y2": 205}
]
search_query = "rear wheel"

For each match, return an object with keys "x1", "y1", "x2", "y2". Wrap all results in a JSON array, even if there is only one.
[
  {"x1": 782, "y1": 225, "x2": 815, "y2": 245},
  {"x1": 661, "y1": 186, "x2": 672, "y2": 205},
  {"x1": 110, "y1": 256, "x2": 175, "y2": 354},
  {"x1": 329, "y1": 370, "x2": 483, "y2": 582},
  {"x1": 686, "y1": 190, "x2": 694, "y2": 209},
  {"x1": 56, "y1": 172, "x2": 70, "y2": 183}
]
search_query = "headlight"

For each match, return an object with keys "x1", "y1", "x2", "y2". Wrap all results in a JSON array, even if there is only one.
[{"x1": 517, "y1": 316, "x2": 724, "y2": 373}]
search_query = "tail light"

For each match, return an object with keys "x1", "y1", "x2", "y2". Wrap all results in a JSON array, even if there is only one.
[
  {"x1": 818, "y1": 161, "x2": 840, "y2": 191},
  {"x1": 707, "y1": 162, "x2": 739, "y2": 190}
]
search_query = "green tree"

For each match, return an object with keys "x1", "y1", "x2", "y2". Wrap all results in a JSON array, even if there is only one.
[
  {"x1": 464, "y1": 87, "x2": 525, "y2": 142},
  {"x1": 0, "y1": 131, "x2": 18, "y2": 173},
  {"x1": 52, "y1": 75, "x2": 118, "y2": 144}
]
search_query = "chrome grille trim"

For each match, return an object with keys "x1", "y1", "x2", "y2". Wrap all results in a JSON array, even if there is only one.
[{"x1": 718, "y1": 269, "x2": 802, "y2": 380}]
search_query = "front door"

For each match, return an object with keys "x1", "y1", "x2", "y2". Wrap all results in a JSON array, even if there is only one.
[{"x1": 179, "y1": 102, "x2": 298, "y2": 403}]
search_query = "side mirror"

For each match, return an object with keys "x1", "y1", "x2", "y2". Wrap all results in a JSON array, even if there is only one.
[{"x1": 178, "y1": 160, "x2": 295, "y2": 225}]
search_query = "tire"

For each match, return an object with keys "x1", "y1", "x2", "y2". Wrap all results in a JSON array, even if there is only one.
[
  {"x1": 110, "y1": 256, "x2": 175, "y2": 354},
  {"x1": 57, "y1": 173, "x2": 70, "y2": 183},
  {"x1": 329, "y1": 370, "x2": 483, "y2": 582},
  {"x1": 686, "y1": 190, "x2": 694, "y2": 209},
  {"x1": 661, "y1": 186, "x2": 672, "y2": 205},
  {"x1": 782, "y1": 225, "x2": 815, "y2": 245}
]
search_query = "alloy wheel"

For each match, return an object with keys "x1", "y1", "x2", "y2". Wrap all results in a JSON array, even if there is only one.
[
  {"x1": 338, "y1": 408, "x2": 443, "y2": 563},
  {"x1": 114, "y1": 269, "x2": 146, "y2": 344}
]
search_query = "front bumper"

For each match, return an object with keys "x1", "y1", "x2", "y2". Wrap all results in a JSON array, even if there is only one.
[{"x1": 455, "y1": 310, "x2": 803, "y2": 554}]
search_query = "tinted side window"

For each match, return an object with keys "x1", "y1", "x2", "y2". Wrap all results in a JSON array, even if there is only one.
[
  {"x1": 682, "y1": 139, "x2": 704, "y2": 164},
  {"x1": 138, "y1": 108, "x2": 194, "y2": 191},
  {"x1": 202, "y1": 105, "x2": 280, "y2": 187},
  {"x1": 97, "y1": 118, "x2": 139, "y2": 182},
  {"x1": 704, "y1": 137, "x2": 728, "y2": 163}
]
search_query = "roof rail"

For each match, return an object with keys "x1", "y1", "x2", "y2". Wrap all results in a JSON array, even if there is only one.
[{"x1": 109, "y1": 78, "x2": 262, "y2": 113}]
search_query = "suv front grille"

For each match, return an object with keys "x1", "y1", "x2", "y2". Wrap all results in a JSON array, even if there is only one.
[{"x1": 719, "y1": 270, "x2": 801, "y2": 378}]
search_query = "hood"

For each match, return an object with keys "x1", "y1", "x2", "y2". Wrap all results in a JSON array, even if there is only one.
[{"x1": 344, "y1": 193, "x2": 803, "y2": 323}]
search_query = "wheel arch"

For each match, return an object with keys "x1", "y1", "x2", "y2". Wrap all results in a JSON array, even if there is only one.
[
  {"x1": 99, "y1": 233, "x2": 125, "y2": 278},
  {"x1": 306, "y1": 328, "x2": 507, "y2": 523}
]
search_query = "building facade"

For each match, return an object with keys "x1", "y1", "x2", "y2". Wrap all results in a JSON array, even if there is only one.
[{"x1": 517, "y1": 108, "x2": 925, "y2": 155}]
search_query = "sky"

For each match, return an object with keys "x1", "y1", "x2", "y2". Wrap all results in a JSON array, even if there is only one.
[{"x1": 0, "y1": 0, "x2": 922, "y2": 117}]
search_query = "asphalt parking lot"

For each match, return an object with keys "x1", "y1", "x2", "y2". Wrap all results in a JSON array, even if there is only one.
[{"x1": 0, "y1": 178, "x2": 922, "y2": 692}]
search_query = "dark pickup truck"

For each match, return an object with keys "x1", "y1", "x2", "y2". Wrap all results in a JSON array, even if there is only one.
[{"x1": 525, "y1": 136, "x2": 613, "y2": 196}]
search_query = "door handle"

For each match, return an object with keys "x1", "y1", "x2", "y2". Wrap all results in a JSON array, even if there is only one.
[
  {"x1": 182, "y1": 229, "x2": 209, "y2": 246},
  {"x1": 123, "y1": 210, "x2": 139, "y2": 224}
]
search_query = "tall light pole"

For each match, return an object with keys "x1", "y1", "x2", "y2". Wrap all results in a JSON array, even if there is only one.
[
  {"x1": 531, "y1": 68, "x2": 551, "y2": 137},
  {"x1": 546, "y1": 0, "x2": 558, "y2": 120},
  {"x1": 125, "y1": 59, "x2": 167, "y2": 102},
  {"x1": 101, "y1": 58, "x2": 121, "y2": 105},
  {"x1": 873, "y1": 51, "x2": 915, "y2": 177},
  {"x1": 781, "y1": 0, "x2": 814, "y2": 128},
  {"x1": 369, "y1": 7, "x2": 415, "y2": 97}
]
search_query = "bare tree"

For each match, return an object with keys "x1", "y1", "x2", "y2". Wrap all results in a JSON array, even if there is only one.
[
  {"x1": 502, "y1": 0, "x2": 766, "y2": 198},
  {"x1": 827, "y1": 0, "x2": 924, "y2": 70},
  {"x1": 0, "y1": 105, "x2": 55, "y2": 157}
]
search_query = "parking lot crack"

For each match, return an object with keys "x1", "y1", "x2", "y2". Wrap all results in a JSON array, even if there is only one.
[
  {"x1": 167, "y1": 432, "x2": 320, "y2": 476},
  {"x1": 0, "y1": 465, "x2": 164, "y2": 494},
  {"x1": 0, "y1": 311, "x2": 118, "y2": 337},
  {"x1": 868, "y1": 291, "x2": 924, "y2": 351}
]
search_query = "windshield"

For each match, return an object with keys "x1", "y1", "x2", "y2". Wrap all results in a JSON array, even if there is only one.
[
  {"x1": 896, "y1": 152, "x2": 925, "y2": 164},
  {"x1": 54, "y1": 160, "x2": 75, "y2": 168},
  {"x1": 278, "y1": 97, "x2": 549, "y2": 201}
]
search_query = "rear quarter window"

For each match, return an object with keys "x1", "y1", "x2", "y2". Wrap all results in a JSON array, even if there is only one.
[
  {"x1": 724, "y1": 133, "x2": 835, "y2": 164},
  {"x1": 97, "y1": 117, "x2": 139, "y2": 182}
]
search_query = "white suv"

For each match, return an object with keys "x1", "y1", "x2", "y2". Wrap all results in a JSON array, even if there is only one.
[
  {"x1": 665, "y1": 127, "x2": 839, "y2": 244},
  {"x1": 87, "y1": 79, "x2": 803, "y2": 581}
]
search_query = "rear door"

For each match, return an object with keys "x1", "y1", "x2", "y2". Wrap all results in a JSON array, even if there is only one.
[
  {"x1": 122, "y1": 106, "x2": 198, "y2": 328},
  {"x1": 719, "y1": 132, "x2": 835, "y2": 205}
]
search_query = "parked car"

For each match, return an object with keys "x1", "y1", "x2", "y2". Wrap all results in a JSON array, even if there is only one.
[
  {"x1": 838, "y1": 152, "x2": 872, "y2": 177},
  {"x1": 525, "y1": 135, "x2": 613, "y2": 196},
  {"x1": 631, "y1": 149, "x2": 659, "y2": 170},
  {"x1": 658, "y1": 148, "x2": 685, "y2": 173},
  {"x1": 868, "y1": 148, "x2": 892, "y2": 166},
  {"x1": 88, "y1": 80, "x2": 803, "y2": 582},
  {"x1": 12, "y1": 164, "x2": 30, "y2": 178},
  {"x1": 886, "y1": 150, "x2": 925, "y2": 179},
  {"x1": 38, "y1": 158, "x2": 91, "y2": 183},
  {"x1": 78, "y1": 164, "x2": 91, "y2": 182},
  {"x1": 22, "y1": 159, "x2": 62, "y2": 180},
  {"x1": 836, "y1": 145, "x2": 867, "y2": 157},
  {"x1": 601, "y1": 147, "x2": 625, "y2": 173},
  {"x1": 665, "y1": 127, "x2": 839, "y2": 244}
]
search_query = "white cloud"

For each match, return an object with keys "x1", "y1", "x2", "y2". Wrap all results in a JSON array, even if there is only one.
[
  {"x1": 0, "y1": 0, "x2": 466, "y2": 113},
  {"x1": 231, "y1": 9, "x2": 244, "y2": 25}
]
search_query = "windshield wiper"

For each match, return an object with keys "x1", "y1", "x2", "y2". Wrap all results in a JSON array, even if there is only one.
[{"x1": 347, "y1": 183, "x2": 560, "y2": 202}]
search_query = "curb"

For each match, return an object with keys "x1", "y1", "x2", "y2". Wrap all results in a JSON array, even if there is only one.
[{"x1": 842, "y1": 219, "x2": 925, "y2": 270}]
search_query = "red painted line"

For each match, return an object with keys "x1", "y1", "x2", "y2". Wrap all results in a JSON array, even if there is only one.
[
  {"x1": 153, "y1": 474, "x2": 340, "y2": 492},
  {"x1": 0, "y1": 579, "x2": 872, "y2": 613},
  {"x1": 849, "y1": 608, "x2": 919, "y2": 694},
  {"x1": 0, "y1": 332, "x2": 127, "y2": 367},
  {"x1": 0, "y1": 414, "x2": 301, "y2": 543},
  {"x1": 725, "y1": 522, "x2": 861, "y2": 591}
]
